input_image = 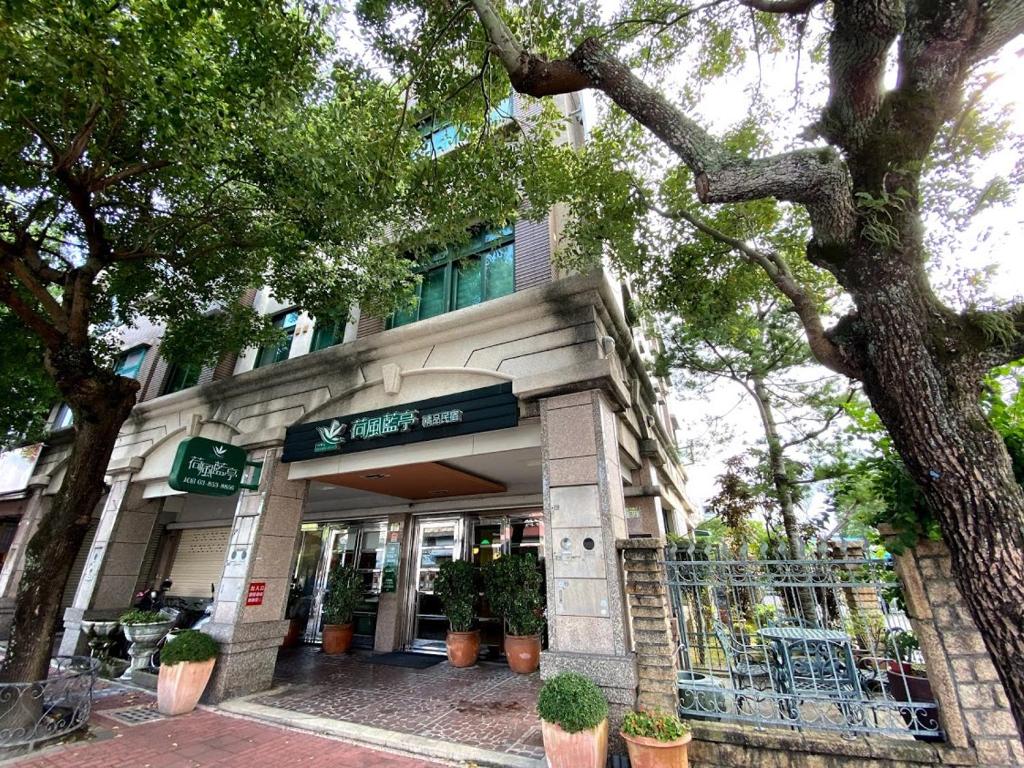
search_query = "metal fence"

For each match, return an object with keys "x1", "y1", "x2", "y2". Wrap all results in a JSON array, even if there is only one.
[
  {"x1": 666, "y1": 539, "x2": 942, "y2": 741},
  {"x1": 0, "y1": 656, "x2": 99, "y2": 749}
]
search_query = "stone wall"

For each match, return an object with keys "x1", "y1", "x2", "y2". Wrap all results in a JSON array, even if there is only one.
[
  {"x1": 891, "y1": 537, "x2": 1023, "y2": 766},
  {"x1": 617, "y1": 537, "x2": 678, "y2": 713}
]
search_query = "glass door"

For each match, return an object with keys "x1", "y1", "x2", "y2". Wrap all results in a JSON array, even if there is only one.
[
  {"x1": 409, "y1": 518, "x2": 463, "y2": 652},
  {"x1": 352, "y1": 521, "x2": 387, "y2": 646},
  {"x1": 304, "y1": 524, "x2": 350, "y2": 643}
]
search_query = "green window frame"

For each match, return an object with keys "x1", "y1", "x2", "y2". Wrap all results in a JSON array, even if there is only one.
[
  {"x1": 310, "y1": 318, "x2": 345, "y2": 352},
  {"x1": 114, "y1": 346, "x2": 147, "y2": 380},
  {"x1": 163, "y1": 362, "x2": 200, "y2": 394},
  {"x1": 254, "y1": 309, "x2": 299, "y2": 369},
  {"x1": 388, "y1": 226, "x2": 515, "y2": 330}
]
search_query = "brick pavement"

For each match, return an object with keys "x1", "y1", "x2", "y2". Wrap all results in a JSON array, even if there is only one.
[
  {"x1": 251, "y1": 648, "x2": 544, "y2": 761},
  {"x1": 9, "y1": 688, "x2": 445, "y2": 768}
]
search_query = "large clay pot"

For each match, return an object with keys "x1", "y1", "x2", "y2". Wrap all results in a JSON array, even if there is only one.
[
  {"x1": 504, "y1": 633, "x2": 541, "y2": 674},
  {"x1": 886, "y1": 661, "x2": 941, "y2": 742},
  {"x1": 322, "y1": 623, "x2": 354, "y2": 654},
  {"x1": 542, "y1": 718, "x2": 608, "y2": 768},
  {"x1": 157, "y1": 658, "x2": 216, "y2": 716},
  {"x1": 446, "y1": 630, "x2": 481, "y2": 668},
  {"x1": 622, "y1": 730, "x2": 693, "y2": 768}
]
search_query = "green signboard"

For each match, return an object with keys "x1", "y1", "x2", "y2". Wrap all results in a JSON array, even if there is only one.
[{"x1": 168, "y1": 437, "x2": 250, "y2": 497}]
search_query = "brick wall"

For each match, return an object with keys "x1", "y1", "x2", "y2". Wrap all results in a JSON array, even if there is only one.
[
  {"x1": 890, "y1": 536, "x2": 1023, "y2": 766},
  {"x1": 617, "y1": 537, "x2": 678, "y2": 713}
]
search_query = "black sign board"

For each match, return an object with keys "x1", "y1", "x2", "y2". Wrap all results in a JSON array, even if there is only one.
[{"x1": 282, "y1": 383, "x2": 518, "y2": 463}]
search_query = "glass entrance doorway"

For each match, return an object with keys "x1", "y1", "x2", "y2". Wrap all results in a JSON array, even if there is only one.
[
  {"x1": 294, "y1": 520, "x2": 386, "y2": 647},
  {"x1": 407, "y1": 511, "x2": 544, "y2": 654}
]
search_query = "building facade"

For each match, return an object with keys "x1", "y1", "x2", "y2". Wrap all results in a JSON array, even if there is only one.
[{"x1": 0, "y1": 94, "x2": 696, "y2": 705}]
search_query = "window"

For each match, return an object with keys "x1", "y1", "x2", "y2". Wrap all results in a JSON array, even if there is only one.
[
  {"x1": 163, "y1": 362, "x2": 200, "y2": 394},
  {"x1": 114, "y1": 346, "x2": 147, "y2": 379},
  {"x1": 254, "y1": 310, "x2": 299, "y2": 369},
  {"x1": 389, "y1": 226, "x2": 515, "y2": 329},
  {"x1": 53, "y1": 402, "x2": 74, "y2": 430},
  {"x1": 417, "y1": 95, "x2": 514, "y2": 159},
  {"x1": 310, "y1": 319, "x2": 345, "y2": 352}
]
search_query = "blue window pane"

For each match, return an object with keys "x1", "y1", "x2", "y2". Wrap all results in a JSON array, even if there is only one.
[
  {"x1": 488, "y1": 94, "x2": 514, "y2": 122},
  {"x1": 454, "y1": 255, "x2": 483, "y2": 310},
  {"x1": 484, "y1": 244, "x2": 515, "y2": 300},
  {"x1": 115, "y1": 347, "x2": 147, "y2": 379},
  {"x1": 419, "y1": 266, "x2": 447, "y2": 319}
]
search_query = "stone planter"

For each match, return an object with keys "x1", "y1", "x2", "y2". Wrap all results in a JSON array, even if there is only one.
[
  {"x1": 622, "y1": 730, "x2": 693, "y2": 768},
  {"x1": 677, "y1": 671, "x2": 727, "y2": 720},
  {"x1": 322, "y1": 623, "x2": 354, "y2": 654},
  {"x1": 542, "y1": 717, "x2": 608, "y2": 768},
  {"x1": 504, "y1": 633, "x2": 541, "y2": 674},
  {"x1": 122, "y1": 619, "x2": 175, "y2": 677},
  {"x1": 446, "y1": 630, "x2": 480, "y2": 668},
  {"x1": 157, "y1": 658, "x2": 216, "y2": 716}
]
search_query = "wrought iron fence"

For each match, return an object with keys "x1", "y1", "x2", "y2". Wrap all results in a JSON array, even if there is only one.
[
  {"x1": 666, "y1": 539, "x2": 942, "y2": 741},
  {"x1": 0, "y1": 656, "x2": 99, "y2": 749}
]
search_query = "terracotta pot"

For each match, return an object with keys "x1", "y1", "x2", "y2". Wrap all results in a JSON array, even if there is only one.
[
  {"x1": 281, "y1": 618, "x2": 302, "y2": 648},
  {"x1": 446, "y1": 630, "x2": 480, "y2": 668},
  {"x1": 621, "y1": 730, "x2": 693, "y2": 768},
  {"x1": 157, "y1": 658, "x2": 216, "y2": 716},
  {"x1": 504, "y1": 633, "x2": 541, "y2": 674},
  {"x1": 542, "y1": 717, "x2": 608, "y2": 768},
  {"x1": 322, "y1": 623, "x2": 354, "y2": 654}
]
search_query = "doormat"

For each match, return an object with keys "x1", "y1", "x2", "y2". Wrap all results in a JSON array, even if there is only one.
[{"x1": 366, "y1": 652, "x2": 444, "y2": 669}]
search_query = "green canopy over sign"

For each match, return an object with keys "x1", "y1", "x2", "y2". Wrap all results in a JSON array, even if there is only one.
[{"x1": 168, "y1": 436, "x2": 249, "y2": 496}]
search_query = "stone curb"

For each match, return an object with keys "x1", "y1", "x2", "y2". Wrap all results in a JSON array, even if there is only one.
[{"x1": 215, "y1": 694, "x2": 546, "y2": 768}]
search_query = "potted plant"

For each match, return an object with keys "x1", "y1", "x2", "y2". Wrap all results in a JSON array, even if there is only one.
[
  {"x1": 119, "y1": 608, "x2": 175, "y2": 676},
  {"x1": 156, "y1": 629, "x2": 220, "y2": 715},
  {"x1": 434, "y1": 559, "x2": 480, "y2": 667},
  {"x1": 482, "y1": 553, "x2": 545, "y2": 673},
  {"x1": 621, "y1": 709, "x2": 693, "y2": 768},
  {"x1": 537, "y1": 672, "x2": 608, "y2": 768},
  {"x1": 321, "y1": 564, "x2": 363, "y2": 654}
]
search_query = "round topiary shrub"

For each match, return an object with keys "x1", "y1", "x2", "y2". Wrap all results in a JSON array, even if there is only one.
[
  {"x1": 160, "y1": 629, "x2": 220, "y2": 666},
  {"x1": 537, "y1": 672, "x2": 608, "y2": 733}
]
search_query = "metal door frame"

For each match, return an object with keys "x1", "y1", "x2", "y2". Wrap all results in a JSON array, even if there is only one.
[{"x1": 405, "y1": 516, "x2": 464, "y2": 652}]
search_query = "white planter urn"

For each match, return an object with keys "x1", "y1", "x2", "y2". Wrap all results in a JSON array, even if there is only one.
[{"x1": 121, "y1": 619, "x2": 175, "y2": 677}]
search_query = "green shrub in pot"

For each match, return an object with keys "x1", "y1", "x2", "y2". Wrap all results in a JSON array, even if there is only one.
[
  {"x1": 537, "y1": 673, "x2": 608, "y2": 768},
  {"x1": 160, "y1": 629, "x2": 219, "y2": 666},
  {"x1": 156, "y1": 630, "x2": 220, "y2": 716}
]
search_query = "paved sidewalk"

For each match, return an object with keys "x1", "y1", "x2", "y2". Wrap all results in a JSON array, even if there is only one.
[{"x1": 8, "y1": 688, "x2": 446, "y2": 768}]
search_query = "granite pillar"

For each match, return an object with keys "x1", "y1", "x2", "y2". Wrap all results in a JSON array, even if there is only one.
[
  {"x1": 539, "y1": 389, "x2": 637, "y2": 729},
  {"x1": 374, "y1": 513, "x2": 412, "y2": 653},
  {"x1": 58, "y1": 468, "x2": 160, "y2": 656},
  {"x1": 203, "y1": 445, "x2": 308, "y2": 702}
]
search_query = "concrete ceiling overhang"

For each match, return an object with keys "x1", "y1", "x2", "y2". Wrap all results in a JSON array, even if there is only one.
[{"x1": 317, "y1": 461, "x2": 506, "y2": 500}]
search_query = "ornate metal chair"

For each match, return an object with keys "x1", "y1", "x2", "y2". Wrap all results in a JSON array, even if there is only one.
[{"x1": 712, "y1": 621, "x2": 772, "y2": 713}]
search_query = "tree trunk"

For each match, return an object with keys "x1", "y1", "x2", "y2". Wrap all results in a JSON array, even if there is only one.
[
  {"x1": 0, "y1": 377, "x2": 137, "y2": 684},
  {"x1": 855, "y1": 267, "x2": 1024, "y2": 741}
]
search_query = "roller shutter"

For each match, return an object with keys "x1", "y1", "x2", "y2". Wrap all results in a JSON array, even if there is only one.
[{"x1": 165, "y1": 527, "x2": 230, "y2": 600}]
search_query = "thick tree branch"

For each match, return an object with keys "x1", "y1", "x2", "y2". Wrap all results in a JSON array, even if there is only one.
[
  {"x1": 818, "y1": 0, "x2": 905, "y2": 151},
  {"x1": 972, "y1": 1, "x2": 1024, "y2": 63},
  {"x1": 467, "y1": 0, "x2": 856, "y2": 244},
  {"x1": 0, "y1": 274, "x2": 63, "y2": 348},
  {"x1": 89, "y1": 160, "x2": 171, "y2": 193},
  {"x1": 657, "y1": 203, "x2": 862, "y2": 379},
  {"x1": 739, "y1": 0, "x2": 821, "y2": 14}
]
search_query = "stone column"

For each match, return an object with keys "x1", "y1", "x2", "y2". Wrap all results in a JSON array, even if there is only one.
[
  {"x1": 0, "y1": 482, "x2": 49, "y2": 638},
  {"x1": 203, "y1": 444, "x2": 308, "y2": 703},
  {"x1": 617, "y1": 537, "x2": 679, "y2": 712},
  {"x1": 890, "y1": 535, "x2": 1023, "y2": 766},
  {"x1": 374, "y1": 512, "x2": 412, "y2": 653},
  {"x1": 540, "y1": 389, "x2": 637, "y2": 723},
  {"x1": 58, "y1": 466, "x2": 160, "y2": 656}
]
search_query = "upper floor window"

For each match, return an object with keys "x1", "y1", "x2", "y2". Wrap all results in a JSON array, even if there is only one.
[
  {"x1": 389, "y1": 226, "x2": 515, "y2": 329},
  {"x1": 311, "y1": 319, "x2": 345, "y2": 352},
  {"x1": 417, "y1": 95, "x2": 515, "y2": 159},
  {"x1": 53, "y1": 402, "x2": 74, "y2": 430},
  {"x1": 254, "y1": 309, "x2": 299, "y2": 369},
  {"x1": 163, "y1": 362, "x2": 200, "y2": 394},
  {"x1": 115, "y1": 346, "x2": 147, "y2": 379}
]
